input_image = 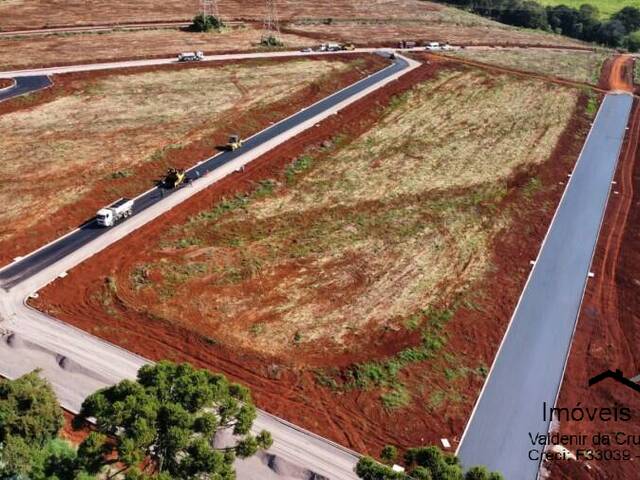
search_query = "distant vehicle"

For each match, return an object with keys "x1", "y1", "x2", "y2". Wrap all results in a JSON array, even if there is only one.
[
  {"x1": 177, "y1": 51, "x2": 204, "y2": 62},
  {"x1": 226, "y1": 134, "x2": 243, "y2": 151},
  {"x1": 398, "y1": 40, "x2": 416, "y2": 49},
  {"x1": 425, "y1": 42, "x2": 441, "y2": 51},
  {"x1": 301, "y1": 47, "x2": 313, "y2": 52},
  {"x1": 342, "y1": 43, "x2": 356, "y2": 51},
  {"x1": 389, "y1": 52, "x2": 396, "y2": 60},
  {"x1": 319, "y1": 42, "x2": 342, "y2": 52},
  {"x1": 164, "y1": 168, "x2": 187, "y2": 188},
  {"x1": 441, "y1": 43, "x2": 454, "y2": 51},
  {"x1": 96, "y1": 198, "x2": 133, "y2": 227}
]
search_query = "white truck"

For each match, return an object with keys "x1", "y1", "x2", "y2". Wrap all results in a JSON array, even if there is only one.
[
  {"x1": 177, "y1": 51, "x2": 204, "y2": 62},
  {"x1": 425, "y1": 42, "x2": 441, "y2": 51},
  {"x1": 96, "y1": 198, "x2": 134, "y2": 227},
  {"x1": 319, "y1": 43, "x2": 342, "y2": 52}
]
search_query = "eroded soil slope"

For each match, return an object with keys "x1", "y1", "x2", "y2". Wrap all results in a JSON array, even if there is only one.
[
  {"x1": 35, "y1": 59, "x2": 593, "y2": 454},
  {"x1": 0, "y1": 54, "x2": 386, "y2": 265}
]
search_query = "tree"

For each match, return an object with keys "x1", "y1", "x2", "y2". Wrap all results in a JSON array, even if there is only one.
[
  {"x1": 595, "y1": 19, "x2": 628, "y2": 47},
  {"x1": 355, "y1": 445, "x2": 503, "y2": 480},
  {"x1": 191, "y1": 13, "x2": 224, "y2": 32},
  {"x1": 0, "y1": 371, "x2": 64, "y2": 446},
  {"x1": 76, "y1": 361, "x2": 272, "y2": 479},
  {"x1": 380, "y1": 445, "x2": 398, "y2": 465},
  {"x1": 626, "y1": 30, "x2": 640, "y2": 52},
  {"x1": 613, "y1": 6, "x2": 640, "y2": 33}
]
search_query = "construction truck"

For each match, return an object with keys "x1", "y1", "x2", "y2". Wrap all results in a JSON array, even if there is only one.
[
  {"x1": 342, "y1": 43, "x2": 355, "y2": 51},
  {"x1": 164, "y1": 168, "x2": 187, "y2": 188},
  {"x1": 96, "y1": 198, "x2": 133, "y2": 227},
  {"x1": 226, "y1": 134, "x2": 243, "y2": 151},
  {"x1": 177, "y1": 51, "x2": 204, "y2": 62}
]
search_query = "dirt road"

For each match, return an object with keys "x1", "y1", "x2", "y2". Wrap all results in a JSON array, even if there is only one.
[{"x1": 602, "y1": 54, "x2": 634, "y2": 92}]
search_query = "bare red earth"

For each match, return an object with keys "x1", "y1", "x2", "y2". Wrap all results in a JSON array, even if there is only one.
[
  {"x1": 34, "y1": 56, "x2": 593, "y2": 456},
  {"x1": 0, "y1": 53, "x2": 387, "y2": 266},
  {"x1": 0, "y1": 78, "x2": 14, "y2": 89},
  {"x1": 547, "y1": 63, "x2": 640, "y2": 480}
]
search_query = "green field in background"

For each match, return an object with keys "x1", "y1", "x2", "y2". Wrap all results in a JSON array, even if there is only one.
[{"x1": 538, "y1": 0, "x2": 640, "y2": 18}]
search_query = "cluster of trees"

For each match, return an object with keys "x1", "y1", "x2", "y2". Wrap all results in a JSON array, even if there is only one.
[
  {"x1": 356, "y1": 445, "x2": 503, "y2": 480},
  {"x1": 0, "y1": 362, "x2": 272, "y2": 479},
  {"x1": 191, "y1": 13, "x2": 225, "y2": 32},
  {"x1": 441, "y1": 0, "x2": 640, "y2": 50}
]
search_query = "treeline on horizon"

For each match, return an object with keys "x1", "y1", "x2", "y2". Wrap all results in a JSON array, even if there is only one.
[{"x1": 439, "y1": 0, "x2": 640, "y2": 50}]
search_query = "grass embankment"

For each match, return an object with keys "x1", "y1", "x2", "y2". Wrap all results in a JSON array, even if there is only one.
[
  {"x1": 451, "y1": 48, "x2": 610, "y2": 84},
  {"x1": 0, "y1": 58, "x2": 357, "y2": 253},
  {"x1": 538, "y1": 0, "x2": 640, "y2": 18},
  {"x1": 111, "y1": 68, "x2": 579, "y2": 407}
]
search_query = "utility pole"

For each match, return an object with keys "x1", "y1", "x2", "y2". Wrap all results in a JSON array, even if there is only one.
[{"x1": 261, "y1": 0, "x2": 282, "y2": 46}]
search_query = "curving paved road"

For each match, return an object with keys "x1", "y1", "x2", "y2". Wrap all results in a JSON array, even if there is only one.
[
  {"x1": 0, "y1": 54, "x2": 411, "y2": 287},
  {"x1": 0, "y1": 52, "x2": 419, "y2": 480},
  {"x1": 0, "y1": 75, "x2": 51, "y2": 102},
  {"x1": 457, "y1": 93, "x2": 634, "y2": 479}
]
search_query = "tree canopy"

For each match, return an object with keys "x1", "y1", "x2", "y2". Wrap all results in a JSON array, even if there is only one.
[
  {"x1": 356, "y1": 445, "x2": 503, "y2": 480},
  {"x1": 0, "y1": 371, "x2": 86, "y2": 480},
  {"x1": 437, "y1": 0, "x2": 640, "y2": 50},
  {"x1": 191, "y1": 13, "x2": 224, "y2": 32},
  {"x1": 75, "y1": 361, "x2": 272, "y2": 479}
]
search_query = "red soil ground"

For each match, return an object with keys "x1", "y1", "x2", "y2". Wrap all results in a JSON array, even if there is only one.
[
  {"x1": 546, "y1": 63, "x2": 640, "y2": 480},
  {"x1": 34, "y1": 57, "x2": 594, "y2": 455},
  {"x1": 0, "y1": 78, "x2": 14, "y2": 89},
  {"x1": 599, "y1": 54, "x2": 634, "y2": 92},
  {"x1": 0, "y1": 53, "x2": 387, "y2": 267}
]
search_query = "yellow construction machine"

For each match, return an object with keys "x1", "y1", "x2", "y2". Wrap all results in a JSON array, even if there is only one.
[
  {"x1": 226, "y1": 134, "x2": 243, "y2": 151},
  {"x1": 164, "y1": 167, "x2": 186, "y2": 188}
]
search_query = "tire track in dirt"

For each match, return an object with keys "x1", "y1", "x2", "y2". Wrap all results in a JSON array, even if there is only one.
[{"x1": 589, "y1": 99, "x2": 638, "y2": 366}]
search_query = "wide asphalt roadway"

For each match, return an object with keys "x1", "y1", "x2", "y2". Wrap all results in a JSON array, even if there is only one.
[
  {"x1": 0, "y1": 75, "x2": 51, "y2": 102},
  {"x1": 0, "y1": 54, "x2": 407, "y2": 288},
  {"x1": 457, "y1": 93, "x2": 633, "y2": 479}
]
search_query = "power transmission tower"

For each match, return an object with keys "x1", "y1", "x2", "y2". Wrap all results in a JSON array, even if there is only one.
[
  {"x1": 201, "y1": 0, "x2": 220, "y2": 20},
  {"x1": 261, "y1": 0, "x2": 282, "y2": 46}
]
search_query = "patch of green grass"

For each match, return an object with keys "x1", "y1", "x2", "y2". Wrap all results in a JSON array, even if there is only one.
[
  {"x1": 381, "y1": 384, "x2": 411, "y2": 410},
  {"x1": 110, "y1": 170, "x2": 133, "y2": 179},
  {"x1": 174, "y1": 237, "x2": 202, "y2": 249},
  {"x1": 130, "y1": 265, "x2": 151, "y2": 290},
  {"x1": 318, "y1": 307, "x2": 454, "y2": 402},
  {"x1": 314, "y1": 369, "x2": 340, "y2": 390},
  {"x1": 585, "y1": 93, "x2": 599, "y2": 118},
  {"x1": 427, "y1": 390, "x2": 446, "y2": 411},
  {"x1": 250, "y1": 323, "x2": 266, "y2": 336},
  {"x1": 285, "y1": 155, "x2": 314, "y2": 184},
  {"x1": 538, "y1": 0, "x2": 640, "y2": 18},
  {"x1": 523, "y1": 177, "x2": 542, "y2": 199}
]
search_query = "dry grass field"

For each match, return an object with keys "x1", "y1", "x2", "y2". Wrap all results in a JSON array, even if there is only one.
[
  {"x1": 1, "y1": 0, "x2": 440, "y2": 30},
  {"x1": 0, "y1": 27, "x2": 315, "y2": 70},
  {"x1": 285, "y1": 16, "x2": 585, "y2": 47},
  {"x1": 0, "y1": 58, "x2": 361, "y2": 256},
  {"x1": 451, "y1": 48, "x2": 610, "y2": 84},
  {"x1": 102, "y1": 68, "x2": 579, "y2": 357}
]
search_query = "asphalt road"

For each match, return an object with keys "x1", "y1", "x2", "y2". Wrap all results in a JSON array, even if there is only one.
[
  {"x1": 0, "y1": 53, "x2": 409, "y2": 288},
  {"x1": 0, "y1": 48, "x2": 388, "y2": 78},
  {"x1": 0, "y1": 75, "x2": 51, "y2": 101},
  {"x1": 457, "y1": 93, "x2": 634, "y2": 479},
  {"x1": 0, "y1": 52, "x2": 420, "y2": 480}
]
